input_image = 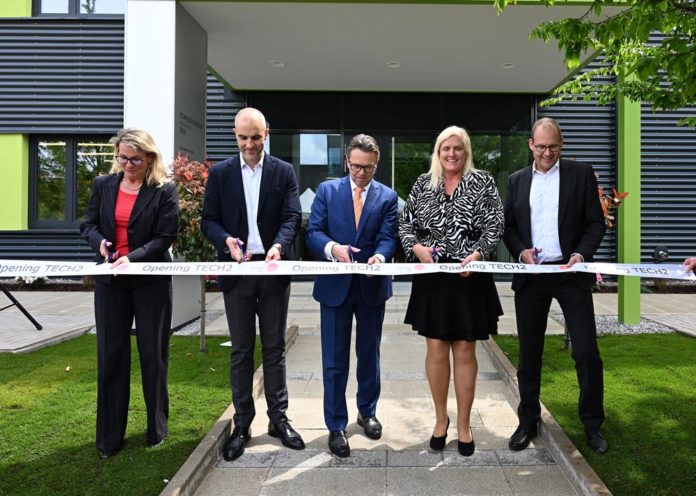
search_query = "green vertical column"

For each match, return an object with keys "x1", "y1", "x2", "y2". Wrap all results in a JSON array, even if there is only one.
[
  {"x1": 0, "y1": 135, "x2": 29, "y2": 230},
  {"x1": 1, "y1": 2, "x2": 32, "y2": 230},
  {"x1": 616, "y1": 78, "x2": 641, "y2": 324}
]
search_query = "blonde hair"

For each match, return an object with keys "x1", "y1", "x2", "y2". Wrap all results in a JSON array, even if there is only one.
[
  {"x1": 428, "y1": 125, "x2": 475, "y2": 190},
  {"x1": 109, "y1": 128, "x2": 169, "y2": 187}
]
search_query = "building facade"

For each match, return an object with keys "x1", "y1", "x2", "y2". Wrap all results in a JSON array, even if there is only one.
[{"x1": 1, "y1": 0, "x2": 695, "y2": 270}]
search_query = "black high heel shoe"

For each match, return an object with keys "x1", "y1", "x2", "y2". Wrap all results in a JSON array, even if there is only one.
[
  {"x1": 458, "y1": 427, "x2": 475, "y2": 457},
  {"x1": 429, "y1": 417, "x2": 450, "y2": 451}
]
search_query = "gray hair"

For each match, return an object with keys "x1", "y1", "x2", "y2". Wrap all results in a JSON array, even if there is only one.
[{"x1": 531, "y1": 117, "x2": 563, "y2": 142}]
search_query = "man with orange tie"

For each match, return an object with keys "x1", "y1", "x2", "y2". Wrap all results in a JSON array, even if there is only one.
[{"x1": 306, "y1": 134, "x2": 398, "y2": 457}]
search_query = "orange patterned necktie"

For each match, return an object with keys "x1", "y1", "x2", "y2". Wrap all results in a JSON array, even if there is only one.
[{"x1": 353, "y1": 186, "x2": 364, "y2": 227}]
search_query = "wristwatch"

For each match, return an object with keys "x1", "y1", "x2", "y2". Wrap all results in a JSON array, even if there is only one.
[{"x1": 271, "y1": 243, "x2": 283, "y2": 254}]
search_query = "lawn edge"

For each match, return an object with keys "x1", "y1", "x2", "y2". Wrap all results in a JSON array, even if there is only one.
[
  {"x1": 482, "y1": 338, "x2": 613, "y2": 496},
  {"x1": 160, "y1": 324, "x2": 300, "y2": 496}
]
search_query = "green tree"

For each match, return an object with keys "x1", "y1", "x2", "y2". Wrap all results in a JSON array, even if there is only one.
[{"x1": 494, "y1": 0, "x2": 696, "y2": 126}]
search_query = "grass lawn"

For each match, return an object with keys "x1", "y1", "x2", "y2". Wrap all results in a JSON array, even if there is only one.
[
  {"x1": 495, "y1": 333, "x2": 696, "y2": 496},
  {"x1": 0, "y1": 334, "x2": 261, "y2": 496}
]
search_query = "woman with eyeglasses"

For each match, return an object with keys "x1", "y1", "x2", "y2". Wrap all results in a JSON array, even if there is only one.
[
  {"x1": 398, "y1": 126, "x2": 504, "y2": 456},
  {"x1": 80, "y1": 128, "x2": 178, "y2": 459}
]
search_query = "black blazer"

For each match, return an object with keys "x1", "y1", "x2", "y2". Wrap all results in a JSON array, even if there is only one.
[
  {"x1": 80, "y1": 172, "x2": 179, "y2": 286},
  {"x1": 503, "y1": 159, "x2": 605, "y2": 291},
  {"x1": 201, "y1": 154, "x2": 302, "y2": 292}
]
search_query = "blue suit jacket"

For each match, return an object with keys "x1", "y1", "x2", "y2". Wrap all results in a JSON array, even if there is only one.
[
  {"x1": 306, "y1": 176, "x2": 398, "y2": 307},
  {"x1": 201, "y1": 154, "x2": 302, "y2": 292}
]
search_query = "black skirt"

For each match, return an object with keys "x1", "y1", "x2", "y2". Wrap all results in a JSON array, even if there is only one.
[{"x1": 404, "y1": 268, "x2": 503, "y2": 341}]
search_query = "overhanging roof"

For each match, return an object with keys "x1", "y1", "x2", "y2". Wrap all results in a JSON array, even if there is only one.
[{"x1": 181, "y1": 1, "x2": 620, "y2": 93}]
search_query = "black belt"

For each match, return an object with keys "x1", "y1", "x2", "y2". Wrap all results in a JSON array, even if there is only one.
[{"x1": 248, "y1": 254, "x2": 266, "y2": 261}]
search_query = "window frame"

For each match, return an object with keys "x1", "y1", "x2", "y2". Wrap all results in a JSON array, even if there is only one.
[
  {"x1": 29, "y1": 135, "x2": 113, "y2": 229},
  {"x1": 34, "y1": 0, "x2": 125, "y2": 17}
]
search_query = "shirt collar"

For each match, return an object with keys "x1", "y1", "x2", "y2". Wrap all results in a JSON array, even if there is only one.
[
  {"x1": 240, "y1": 152, "x2": 264, "y2": 170},
  {"x1": 532, "y1": 159, "x2": 560, "y2": 174},
  {"x1": 349, "y1": 177, "x2": 372, "y2": 191}
]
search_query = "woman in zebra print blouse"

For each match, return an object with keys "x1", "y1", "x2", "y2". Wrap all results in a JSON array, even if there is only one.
[{"x1": 399, "y1": 125, "x2": 504, "y2": 456}]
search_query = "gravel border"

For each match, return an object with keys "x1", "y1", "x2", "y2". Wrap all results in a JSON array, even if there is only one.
[{"x1": 551, "y1": 313, "x2": 675, "y2": 335}]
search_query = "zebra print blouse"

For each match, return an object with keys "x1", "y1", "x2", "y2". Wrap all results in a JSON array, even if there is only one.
[{"x1": 399, "y1": 170, "x2": 504, "y2": 261}]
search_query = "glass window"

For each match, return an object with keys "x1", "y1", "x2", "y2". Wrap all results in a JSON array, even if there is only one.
[
  {"x1": 37, "y1": 141, "x2": 67, "y2": 221},
  {"x1": 40, "y1": 0, "x2": 69, "y2": 13},
  {"x1": 80, "y1": 0, "x2": 124, "y2": 14},
  {"x1": 31, "y1": 137, "x2": 112, "y2": 227},
  {"x1": 76, "y1": 140, "x2": 113, "y2": 219},
  {"x1": 267, "y1": 132, "x2": 342, "y2": 194},
  {"x1": 37, "y1": 0, "x2": 124, "y2": 15}
]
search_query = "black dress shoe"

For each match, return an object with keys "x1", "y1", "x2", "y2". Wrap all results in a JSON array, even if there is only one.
[
  {"x1": 148, "y1": 433, "x2": 167, "y2": 448},
  {"x1": 328, "y1": 430, "x2": 350, "y2": 458},
  {"x1": 458, "y1": 428, "x2": 475, "y2": 457},
  {"x1": 357, "y1": 413, "x2": 382, "y2": 440},
  {"x1": 429, "y1": 416, "x2": 450, "y2": 451},
  {"x1": 508, "y1": 424, "x2": 538, "y2": 451},
  {"x1": 586, "y1": 429, "x2": 609, "y2": 454},
  {"x1": 269, "y1": 418, "x2": 305, "y2": 450},
  {"x1": 223, "y1": 426, "x2": 251, "y2": 461},
  {"x1": 98, "y1": 448, "x2": 120, "y2": 460}
]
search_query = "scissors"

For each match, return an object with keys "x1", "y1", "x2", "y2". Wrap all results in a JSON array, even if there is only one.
[
  {"x1": 236, "y1": 238, "x2": 250, "y2": 263},
  {"x1": 533, "y1": 247, "x2": 540, "y2": 263},
  {"x1": 347, "y1": 244, "x2": 355, "y2": 263},
  {"x1": 431, "y1": 244, "x2": 439, "y2": 262}
]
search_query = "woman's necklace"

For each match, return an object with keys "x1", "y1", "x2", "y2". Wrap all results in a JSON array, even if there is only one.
[{"x1": 122, "y1": 180, "x2": 143, "y2": 191}]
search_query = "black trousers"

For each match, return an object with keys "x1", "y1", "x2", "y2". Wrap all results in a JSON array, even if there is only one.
[
  {"x1": 514, "y1": 273, "x2": 605, "y2": 432},
  {"x1": 223, "y1": 275, "x2": 291, "y2": 427},
  {"x1": 94, "y1": 278, "x2": 172, "y2": 452}
]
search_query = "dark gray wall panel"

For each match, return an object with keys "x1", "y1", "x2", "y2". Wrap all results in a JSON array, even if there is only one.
[
  {"x1": 641, "y1": 106, "x2": 696, "y2": 262},
  {"x1": 205, "y1": 74, "x2": 245, "y2": 164},
  {"x1": 536, "y1": 74, "x2": 618, "y2": 263},
  {"x1": 0, "y1": 18, "x2": 124, "y2": 133}
]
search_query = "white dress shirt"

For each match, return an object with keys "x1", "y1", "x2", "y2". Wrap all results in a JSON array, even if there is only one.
[
  {"x1": 240, "y1": 153, "x2": 265, "y2": 255},
  {"x1": 529, "y1": 160, "x2": 563, "y2": 263}
]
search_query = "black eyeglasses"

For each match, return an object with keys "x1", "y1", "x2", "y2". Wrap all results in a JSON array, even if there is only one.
[
  {"x1": 347, "y1": 162, "x2": 376, "y2": 173},
  {"x1": 532, "y1": 144, "x2": 562, "y2": 153},
  {"x1": 115, "y1": 155, "x2": 145, "y2": 166}
]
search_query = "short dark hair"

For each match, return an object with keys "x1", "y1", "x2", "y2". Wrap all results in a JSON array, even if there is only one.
[{"x1": 346, "y1": 134, "x2": 380, "y2": 162}]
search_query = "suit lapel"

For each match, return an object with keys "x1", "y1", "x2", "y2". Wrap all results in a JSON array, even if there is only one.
[
  {"x1": 103, "y1": 174, "x2": 120, "y2": 237},
  {"x1": 357, "y1": 180, "x2": 379, "y2": 239},
  {"x1": 229, "y1": 157, "x2": 248, "y2": 223},
  {"x1": 339, "y1": 176, "x2": 356, "y2": 236},
  {"x1": 258, "y1": 154, "x2": 274, "y2": 215},
  {"x1": 557, "y1": 159, "x2": 572, "y2": 228},
  {"x1": 129, "y1": 181, "x2": 156, "y2": 227},
  {"x1": 519, "y1": 167, "x2": 533, "y2": 240}
]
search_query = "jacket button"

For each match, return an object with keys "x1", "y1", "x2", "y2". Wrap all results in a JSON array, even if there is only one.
[{"x1": 128, "y1": 228, "x2": 134, "y2": 234}]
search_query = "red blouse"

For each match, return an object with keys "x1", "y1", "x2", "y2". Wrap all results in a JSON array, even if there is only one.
[{"x1": 114, "y1": 188, "x2": 138, "y2": 256}]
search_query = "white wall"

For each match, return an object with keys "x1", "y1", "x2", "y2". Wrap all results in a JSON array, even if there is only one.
[
  {"x1": 124, "y1": 0, "x2": 207, "y2": 163},
  {"x1": 124, "y1": 0, "x2": 208, "y2": 328}
]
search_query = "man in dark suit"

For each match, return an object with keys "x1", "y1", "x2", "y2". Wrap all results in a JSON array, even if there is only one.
[
  {"x1": 306, "y1": 134, "x2": 398, "y2": 457},
  {"x1": 503, "y1": 117, "x2": 609, "y2": 454},
  {"x1": 202, "y1": 107, "x2": 304, "y2": 461}
]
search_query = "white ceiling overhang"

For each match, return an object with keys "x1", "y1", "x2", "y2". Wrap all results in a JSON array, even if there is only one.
[{"x1": 180, "y1": 1, "x2": 621, "y2": 93}]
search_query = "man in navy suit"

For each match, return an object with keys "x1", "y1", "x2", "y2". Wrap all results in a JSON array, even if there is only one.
[
  {"x1": 306, "y1": 134, "x2": 398, "y2": 457},
  {"x1": 503, "y1": 117, "x2": 608, "y2": 455},
  {"x1": 202, "y1": 107, "x2": 304, "y2": 461}
]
